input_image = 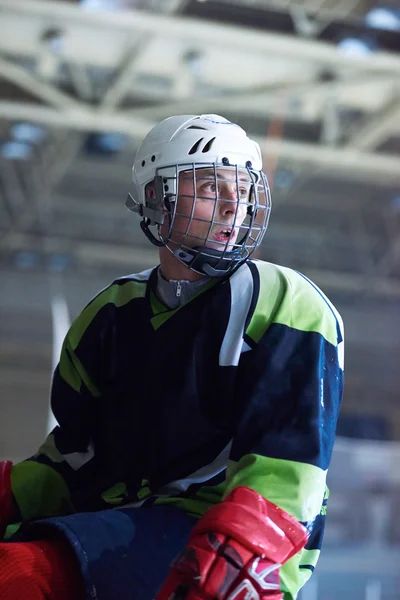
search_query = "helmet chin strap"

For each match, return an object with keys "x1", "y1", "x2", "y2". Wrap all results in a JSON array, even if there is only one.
[
  {"x1": 140, "y1": 218, "x2": 165, "y2": 247},
  {"x1": 173, "y1": 246, "x2": 242, "y2": 277}
]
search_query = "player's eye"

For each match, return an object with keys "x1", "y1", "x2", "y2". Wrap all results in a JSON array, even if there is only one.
[{"x1": 200, "y1": 181, "x2": 217, "y2": 193}]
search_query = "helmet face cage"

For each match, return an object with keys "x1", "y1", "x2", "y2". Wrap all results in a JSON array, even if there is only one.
[{"x1": 144, "y1": 161, "x2": 271, "y2": 277}]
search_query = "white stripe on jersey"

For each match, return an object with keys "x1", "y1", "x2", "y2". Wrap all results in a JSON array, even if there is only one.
[{"x1": 219, "y1": 263, "x2": 254, "y2": 366}]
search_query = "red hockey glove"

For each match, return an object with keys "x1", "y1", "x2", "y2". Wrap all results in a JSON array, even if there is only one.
[
  {"x1": 157, "y1": 487, "x2": 307, "y2": 600},
  {"x1": 0, "y1": 461, "x2": 14, "y2": 538}
]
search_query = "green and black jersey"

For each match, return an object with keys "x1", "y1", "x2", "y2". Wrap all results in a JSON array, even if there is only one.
[{"x1": 10, "y1": 259, "x2": 344, "y2": 598}]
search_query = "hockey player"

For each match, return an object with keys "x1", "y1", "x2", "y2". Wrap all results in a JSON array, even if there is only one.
[{"x1": 0, "y1": 114, "x2": 344, "y2": 600}]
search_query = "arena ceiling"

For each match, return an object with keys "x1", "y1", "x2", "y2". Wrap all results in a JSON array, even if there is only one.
[{"x1": 0, "y1": 0, "x2": 399, "y2": 457}]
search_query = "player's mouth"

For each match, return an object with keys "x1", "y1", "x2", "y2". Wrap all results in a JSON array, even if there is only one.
[{"x1": 212, "y1": 227, "x2": 235, "y2": 243}]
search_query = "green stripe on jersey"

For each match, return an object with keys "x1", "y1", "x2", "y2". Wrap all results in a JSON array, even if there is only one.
[
  {"x1": 299, "y1": 549, "x2": 320, "y2": 570},
  {"x1": 154, "y1": 481, "x2": 227, "y2": 519},
  {"x1": 225, "y1": 454, "x2": 326, "y2": 522},
  {"x1": 58, "y1": 344, "x2": 82, "y2": 393},
  {"x1": 59, "y1": 338, "x2": 101, "y2": 396},
  {"x1": 150, "y1": 293, "x2": 180, "y2": 330},
  {"x1": 68, "y1": 280, "x2": 147, "y2": 350},
  {"x1": 36, "y1": 433, "x2": 65, "y2": 464},
  {"x1": 11, "y1": 461, "x2": 71, "y2": 521},
  {"x1": 280, "y1": 548, "x2": 321, "y2": 599},
  {"x1": 246, "y1": 261, "x2": 339, "y2": 347},
  {"x1": 150, "y1": 289, "x2": 171, "y2": 316},
  {"x1": 58, "y1": 279, "x2": 147, "y2": 394}
]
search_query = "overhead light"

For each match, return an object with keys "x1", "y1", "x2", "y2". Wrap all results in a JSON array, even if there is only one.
[
  {"x1": 48, "y1": 254, "x2": 73, "y2": 272},
  {"x1": 81, "y1": 0, "x2": 129, "y2": 10},
  {"x1": 14, "y1": 251, "x2": 39, "y2": 270},
  {"x1": 365, "y1": 8, "x2": 400, "y2": 32},
  {"x1": 2, "y1": 141, "x2": 32, "y2": 160},
  {"x1": 11, "y1": 123, "x2": 47, "y2": 145},
  {"x1": 336, "y1": 37, "x2": 376, "y2": 57},
  {"x1": 85, "y1": 132, "x2": 128, "y2": 154}
]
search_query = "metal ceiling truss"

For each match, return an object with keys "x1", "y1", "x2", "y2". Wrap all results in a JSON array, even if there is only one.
[
  {"x1": 213, "y1": 0, "x2": 368, "y2": 33},
  {"x1": 0, "y1": 1, "x2": 398, "y2": 179},
  {"x1": 0, "y1": 0, "x2": 399, "y2": 297}
]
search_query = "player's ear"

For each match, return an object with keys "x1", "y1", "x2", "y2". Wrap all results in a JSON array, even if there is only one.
[{"x1": 145, "y1": 181, "x2": 156, "y2": 199}]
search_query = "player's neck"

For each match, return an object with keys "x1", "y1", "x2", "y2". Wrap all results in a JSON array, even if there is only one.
[{"x1": 159, "y1": 247, "x2": 205, "y2": 282}]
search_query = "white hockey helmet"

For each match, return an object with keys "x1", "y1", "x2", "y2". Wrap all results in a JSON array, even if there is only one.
[{"x1": 126, "y1": 114, "x2": 271, "y2": 277}]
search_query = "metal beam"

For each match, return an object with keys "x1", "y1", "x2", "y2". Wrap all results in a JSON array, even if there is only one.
[
  {"x1": 63, "y1": 62, "x2": 93, "y2": 102},
  {"x1": 0, "y1": 102, "x2": 152, "y2": 137},
  {"x1": 2, "y1": 44, "x2": 397, "y2": 135},
  {"x1": 229, "y1": 0, "x2": 368, "y2": 22},
  {"x1": 1, "y1": 101, "x2": 399, "y2": 182},
  {"x1": 121, "y1": 73, "x2": 399, "y2": 120},
  {"x1": 1, "y1": 0, "x2": 400, "y2": 74},
  {"x1": 99, "y1": 36, "x2": 150, "y2": 110},
  {"x1": 0, "y1": 56, "x2": 81, "y2": 109},
  {"x1": 348, "y1": 98, "x2": 400, "y2": 151}
]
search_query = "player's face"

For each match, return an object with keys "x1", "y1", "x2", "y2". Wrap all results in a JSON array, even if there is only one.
[{"x1": 169, "y1": 167, "x2": 252, "y2": 252}]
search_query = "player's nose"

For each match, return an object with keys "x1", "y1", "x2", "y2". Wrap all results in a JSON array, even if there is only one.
[{"x1": 218, "y1": 184, "x2": 238, "y2": 212}]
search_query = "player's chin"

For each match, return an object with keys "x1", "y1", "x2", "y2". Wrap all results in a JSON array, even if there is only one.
[
  {"x1": 202, "y1": 241, "x2": 237, "y2": 253},
  {"x1": 179, "y1": 233, "x2": 237, "y2": 253}
]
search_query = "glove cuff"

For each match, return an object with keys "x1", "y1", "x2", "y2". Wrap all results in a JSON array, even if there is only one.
[{"x1": 191, "y1": 486, "x2": 307, "y2": 565}]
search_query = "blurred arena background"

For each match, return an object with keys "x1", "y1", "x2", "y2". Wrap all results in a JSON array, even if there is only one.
[{"x1": 0, "y1": 0, "x2": 399, "y2": 597}]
